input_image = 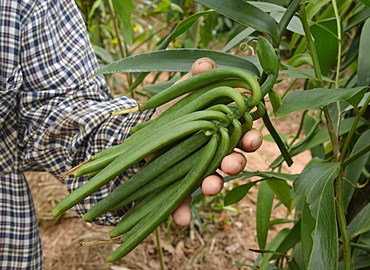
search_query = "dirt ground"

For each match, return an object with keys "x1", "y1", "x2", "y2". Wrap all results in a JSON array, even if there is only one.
[{"x1": 25, "y1": 77, "x2": 311, "y2": 270}]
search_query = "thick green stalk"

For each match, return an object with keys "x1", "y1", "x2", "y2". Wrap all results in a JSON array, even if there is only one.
[
  {"x1": 300, "y1": 4, "x2": 351, "y2": 270},
  {"x1": 332, "y1": 0, "x2": 343, "y2": 139}
]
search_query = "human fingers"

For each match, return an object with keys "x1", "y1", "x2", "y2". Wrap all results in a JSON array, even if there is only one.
[
  {"x1": 201, "y1": 174, "x2": 224, "y2": 196},
  {"x1": 220, "y1": 152, "x2": 247, "y2": 176},
  {"x1": 238, "y1": 128, "x2": 263, "y2": 152},
  {"x1": 171, "y1": 196, "x2": 192, "y2": 226}
]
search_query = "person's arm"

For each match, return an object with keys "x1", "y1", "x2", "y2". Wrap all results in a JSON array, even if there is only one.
[{"x1": 17, "y1": 0, "x2": 154, "y2": 225}]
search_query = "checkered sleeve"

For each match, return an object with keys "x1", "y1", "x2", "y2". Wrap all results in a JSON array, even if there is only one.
[
  {"x1": 15, "y1": 0, "x2": 155, "y2": 226},
  {"x1": 1, "y1": 0, "x2": 158, "y2": 268},
  {"x1": 16, "y1": 0, "x2": 156, "y2": 224}
]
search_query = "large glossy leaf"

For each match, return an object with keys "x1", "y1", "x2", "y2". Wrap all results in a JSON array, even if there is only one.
[
  {"x1": 95, "y1": 49, "x2": 260, "y2": 76},
  {"x1": 195, "y1": 0, "x2": 280, "y2": 44},
  {"x1": 358, "y1": 17, "x2": 370, "y2": 86},
  {"x1": 348, "y1": 203, "x2": 370, "y2": 239},
  {"x1": 256, "y1": 181, "x2": 274, "y2": 250},
  {"x1": 294, "y1": 162, "x2": 341, "y2": 270},
  {"x1": 311, "y1": 18, "x2": 340, "y2": 76},
  {"x1": 275, "y1": 87, "x2": 367, "y2": 118}
]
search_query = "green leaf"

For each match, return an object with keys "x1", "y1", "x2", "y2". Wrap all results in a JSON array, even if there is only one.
[
  {"x1": 112, "y1": 0, "x2": 135, "y2": 47},
  {"x1": 195, "y1": 0, "x2": 280, "y2": 44},
  {"x1": 159, "y1": 10, "x2": 215, "y2": 49},
  {"x1": 256, "y1": 181, "x2": 274, "y2": 250},
  {"x1": 343, "y1": 129, "x2": 370, "y2": 208},
  {"x1": 234, "y1": 170, "x2": 298, "y2": 182},
  {"x1": 301, "y1": 200, "x2": 315, "y2": 269},
  {"x1": 271, "y1": 117, "x2": 367, "y2": 167},
  {"x1": 92, "y1": 45, "x2": 115, "y2": 64},
  {"x1": 221, "y1": 27, "x2": 256, "y2": 53},
  {"x1": 224, "y1": 181, "x2": 258, "y2": 206},
  {"x1": 95, "y1": 49, "x2": 260, "y2": 76},
  {"x1": 267, "y1": 179, "x2": 293, "y2": 212},
  {"x1": 280, "y1": 65, "x2": 333, "y2": 82},
  {"x1": 348, "y1": 203, "x2": 370, "y2": 239},
  {"x1": 345, "y1": 4, "x2": 370, "y2": 31},
  {"x1": 358, "y1": 17, "x2": 370, "y2": 86},
  {"x1": 269, "y1": 219, "x2": 302, "y2": 261},
  {"x1": 311, "y1": 18, "x2": 341, "y2": 76},
  {"x1": 275, "y1": 87, "x2": 367, "y2": 118},
  {"x1": 294, "y1": 163, "x2": 341, "y2": 270},
  {"x1": 248, "y1": 1, "x2": 304, "y2": 35},
  {"x1": 263, "y1": 132, "x2": 287, "y2": 145},
  {"x1": 358, "y1": 0, "x2": 370, "y2": 9},
  {"x1": 286, "y1": 53, "x2": 313, "y2": 67},
  {"x1": 269, "y1": 218, "x2": 294, "y2": 227},
  {"x1": 255, "y1": 228, "x2": 290, "y2": 268}
]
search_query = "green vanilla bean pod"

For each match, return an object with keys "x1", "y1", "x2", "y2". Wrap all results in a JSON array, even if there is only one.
[
  {"x1": 206, "y1": 104, "x2": 234, "y2": 115},
  {"x1": 72, "y1": 110, "x2": 227, "y2": 178},
  {"x1": 203, "y1": 126, "x2": 230, "y2": 177},
  {"x1": 106, "y1": 150, "x2": 198, "y2": 214},
  {"x1": 81, "y1": 132, "x2": 208, "y2": 222},
  {"x1": 108, "y1": 187, "x2": 167, "y2": 238},
  {"x1": 241, "y1": 112, "x2": 254, "y2": 135},
  {"x1": 139, "y1": 68, "x2": 261, "y2": 111},
  {"x1": 131, "y1": 86, "x2": 247, "y2": 144},
  {"x1": 129, "y1": 79, "x2": 249, "y2": 134},
  {"x1": 51, "y1": 120, "x2": 218, "y2": 217},
  {"x1": 106, "y1": 135, "x2": 218, "y2": 262},
  {"x1": 130, "y1": 80, "x2": 256, "y2": 142},
  {"x1": 227, "y1": 119, "x2": 243, "y2": 154},
  {"x1": 108, "y1": 151, "x2": 202, "y2": 237}
]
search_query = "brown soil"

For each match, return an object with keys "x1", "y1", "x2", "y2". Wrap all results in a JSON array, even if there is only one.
[{"x1": 25, "y1": 77, "x2": 311, "y2": 270}]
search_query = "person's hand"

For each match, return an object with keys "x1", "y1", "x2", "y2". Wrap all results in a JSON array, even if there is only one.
[{"x1": 147, "y1": 58, "x2": 263, "y2": 226}]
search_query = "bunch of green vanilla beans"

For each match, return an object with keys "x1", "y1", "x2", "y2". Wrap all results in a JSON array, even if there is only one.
[{"x1": 52, "y1": 65, "x2": 269, "y2": 262}]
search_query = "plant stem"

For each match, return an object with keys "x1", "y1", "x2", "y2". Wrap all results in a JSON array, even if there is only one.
[
  {"x1": 106, "y1": 0, "x2": 133, "y2": 95},
  {"x1": 155, "y1": 228, "x2": 166, "y2": 270},
  {"x1": 300, "y1": 4, "x2": 352, "y2": 269},
  {"x1": 332, "y1": 0, "x2": 343, "y2": 138},
  {"x1": 300, "y1": 4, "x2": 341, "y2": 160}
]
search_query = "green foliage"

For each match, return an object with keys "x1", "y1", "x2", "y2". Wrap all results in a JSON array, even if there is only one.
[{"x1": 82, "y1": 0, "x2": 370, "y2": 269}]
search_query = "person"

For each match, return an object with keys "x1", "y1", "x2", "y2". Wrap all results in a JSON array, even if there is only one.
[{"x1": 0, "y1": 0, "x2": 263, "y2": 269}]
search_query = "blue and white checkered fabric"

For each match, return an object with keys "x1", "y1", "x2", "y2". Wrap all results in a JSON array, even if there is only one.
[{"x1": 0, "y1": 0, "x2": 154, "y2": 268}]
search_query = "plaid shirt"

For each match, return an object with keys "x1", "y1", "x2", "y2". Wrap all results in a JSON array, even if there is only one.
[{"x1": 0, "y1": 0, "x2": 154, "y2": 269}]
